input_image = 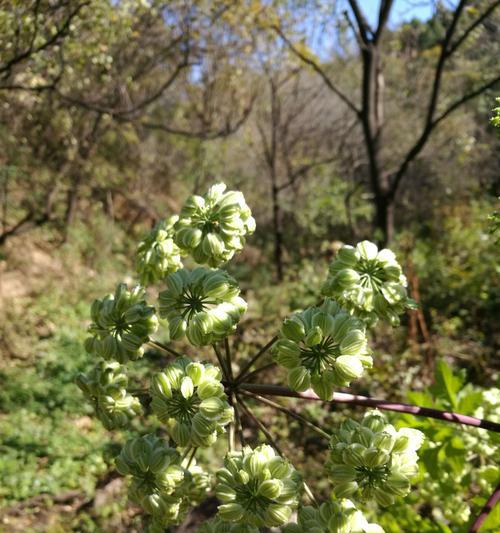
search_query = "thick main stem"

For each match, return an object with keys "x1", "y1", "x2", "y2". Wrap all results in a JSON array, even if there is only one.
[
  {"x1": 237, "y1": 383, "x2": 500, "y2": 433},
  {"x1": 469, "y1": 483, "x2": 500, "y2": 532}
]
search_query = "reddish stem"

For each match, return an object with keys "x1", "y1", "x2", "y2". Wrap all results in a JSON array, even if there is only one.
[
  {"x1": 236, "y1": 383, "x2": 500, "y2": 433},
  {"x1": 469, "y1": 484, "x2": 500, "y2": 532}
]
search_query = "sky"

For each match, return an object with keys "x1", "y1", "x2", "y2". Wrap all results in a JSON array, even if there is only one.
[{"x1": 361, "y1": 0, "x2": 434, "y2": 27}]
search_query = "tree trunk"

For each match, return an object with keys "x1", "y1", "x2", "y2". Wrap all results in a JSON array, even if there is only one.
[
  {"x1": 374, "y1": 192, "x2": 394, "y2": 247},
  {"x1": 271, "y1": 182, "x2": 284, "y2": 282}
]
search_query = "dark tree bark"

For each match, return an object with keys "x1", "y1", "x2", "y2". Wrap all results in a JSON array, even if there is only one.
[{"x1": 277, "y1": 0, "x2": 500, "y2": 245}]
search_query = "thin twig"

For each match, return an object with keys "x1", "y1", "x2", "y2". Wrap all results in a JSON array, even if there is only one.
[
  {"x1": 213, "y1": 342, "x2": 229, "y2": 379},
  {"x1": 237, "y1": 383, "x2": 500, "y2": 433},
  {"x1": 241, "y1": 362, "x2": 277, "y2": 383},
  {"x1": 235, "y1": 336, "x2": 278, "y2": 383},
  {"x1": 237, "y1": 396, "x2": 284, "y2": 454},
  {"x1": 181, "y1": 446, "x2": 193, "y2": 461},
  {"x1": 224, "y1": 337, "x2": 233, "y2": 380},
  {"x1": 148, "y1": 340, "x2": 182, "y2": 359},
  {"x1": 232, "y1": 395, "x2": 246, "y2": 447},
  {"x1": 469, "y1": 483, "x2": 500, "y2": 532},
  {"x1": 186, "y1": 447, "x2": 198, "y2": 469},
  {"x1": 240, "y1": 391, "x2": 330, "y2": 440}
]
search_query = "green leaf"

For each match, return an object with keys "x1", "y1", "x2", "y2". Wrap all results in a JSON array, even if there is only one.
[{"x1": 431, "y1": 360, "x2": 466, "y2": 409}]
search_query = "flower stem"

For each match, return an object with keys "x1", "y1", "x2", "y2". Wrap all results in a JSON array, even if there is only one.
[
  {"x1": 212, "y1": 342, "x2": 229, "y2": 379},
  {"x1": 186, "y1": 447, "x2": 198, "y2": 469},
  {"x1": 237, "y1": 396, "x2": 283, "y2": 454},
  {"x1": 469, "y1": 483, "x2": 500, "y2": 532},
  {"x1": 240, "y1": 362, "x2": 277, "y2": 383},
  {"x1": 240, "y1": 390, "x2": 330, "y2": 440},
  {"x1": 235, "y1": 336, "x2": 278, "y2": 383},
  {"x1": 224, "y1": 337, "x2": 233, "y2": 380},
  {"x1": 148, "y1": 340, "x2": 182, "y2": 359},
  {"x1": 237, "y1": 383, "x2": 500, "y2": 433}
]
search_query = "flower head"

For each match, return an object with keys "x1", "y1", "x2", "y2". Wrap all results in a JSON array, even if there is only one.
[
  {"x1": 84, "y1": 283, "x2": 158, "y2": 363},
  {"x1": 199, "y1": 517, "x2": 259, "y2": 533},
  {"x1": 273, "y1": 299, "x2": 371, "y2": 400},
  {"x1": 282, "y1": 499, "x2": 384, "y2": 533},
  {"x1": 116, "y1": 434, "x2": 188, "y2": 527},
  {"x1": 322, "y1": 241, "x2": 415, "y2": 326},
  {"x1": 136, "y1": 216, "x2": 183, "y2": 285},
  {"x1": 328, "y1": 410, "x2": 424, "y2": 506},
  {"x1": 175, "y1": 182, "x2": 255, "y2": 267},
  {"x1": 151, "y1": 357, "x2": 234, "y2": 447},
  {"x1": 76, "y1": 361, "x2": 142, "y2": 430},
  {"x1": 158, "y1": 267, "x2": 247, "y2": 346},
  {"x1": 215, "y1": 444, "x2": 302, "y2": 528}
]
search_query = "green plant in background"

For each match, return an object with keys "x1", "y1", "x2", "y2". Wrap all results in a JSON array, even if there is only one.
[{"x1": 75, "y1": 183, "x2": 500, "y2": 532}]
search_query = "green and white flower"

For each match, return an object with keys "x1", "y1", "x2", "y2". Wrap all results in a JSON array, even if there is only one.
[
  {"x1": 84, "y1": 283, "x2": 158, "y2": 363},
  {"x1": 328, "y1": 410, "x2": 424, "y2": 507},
  {"x1": 273, "y1": 299, "x2": 371, "y2": 400},
  {"x1": 76, "y1": 361, "x2": 142, "y2": 430},
  {"x1": 116, "y1": 434, "x2": 188, "y2": 527},
  {"x1": 175, "y1": 182, "x2": 256, "y2": 267},
  {"x1": 215, "y1": 444, "x2": 302, "y2": 528},
  {"x1": 151, "y1": 357, "x2": 234, "y2": 447},
  {"x1": 136, "y1": 216, "x2": 183, "y2": 285},
  {"x1": 158, "y1": 267, "x2": 247, "y2": 346},
  {"x1": 322, "y1": 241, "x2": 415, "y2": 326},
  {"x1": 199, "y1": 517, "x2": 259, "y2": 533},
  {"x1": 282, "y1": 499, "x2": 384, "y2": 533}
]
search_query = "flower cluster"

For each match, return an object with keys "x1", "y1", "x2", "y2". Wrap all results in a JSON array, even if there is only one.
[
  {"x1": 76, "y1": 361, "x2": 142, "y2": 430},
  {"x1": 116, "y1": 433, "x2": 210, "y2": 530},
  {"x1": 84, "y1": 283, "x2": 158, "y2": 363},
  {"x1": 215, "y1": 444, "x2": 302, "y2": 528},
  {"x1": 136, "y1": 216, "x2": 183, "y2": 285},
  {"x1": 199, "y1": 517, "x2": 259, "y2": 533},
  {"x1": 150, "y1": 357, "x2": 234, "y2": 447},
  {"x1": 322, "y1": 241, "x2": 414, "y2": 326},
  {"x1": 328, "y1": 410, "x2": 424, "y2": 506},
  {"x1": 273, "y1": 299, "x2": 371, "y2": 400},
  {"x1": 175, "y1": 183, "x2": 256, "y2": 267},
  {"x1": 158, "y1": 267, "x2": 247, "y2": 346},
  {"x1": 283, "y1": 499, "x2": 384, "y2": 533},
  {"x1": 116, "y1": 434, "x2": 187, "y2": 527}
]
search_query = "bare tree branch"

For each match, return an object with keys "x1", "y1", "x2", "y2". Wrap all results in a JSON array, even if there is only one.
[
  {"x1": 273, "y1": 24, "x2": 361, "y2": 116},
  {"x1": 0, "y1": 2, "x2": 89, "y2": 78},
  {"x1": 142, "y1": 94, "x2": 255, "y2": 139}
]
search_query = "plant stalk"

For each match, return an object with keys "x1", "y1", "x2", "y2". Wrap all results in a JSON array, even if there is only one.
[{"x1": 237, "y1": 383, "x2": 500, "y2": 433}]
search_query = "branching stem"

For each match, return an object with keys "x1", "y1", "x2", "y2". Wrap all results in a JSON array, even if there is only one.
[
  {"x1": 148, "y1": 340, "x2": 182, "y2": 359},
  {"x1": 237, "y1": 383, "x2": 500, "y2": 433},
  {"x1": 469, "y1": 483, "x2": 500, "y2": 532},
  {"x1": 240, "y1": 390, "x2": 330, "y2": 440},
  {"x1": 235, "y1": 336, "x2": 278, "y2": 382},
  {"x1": 212, "y1": 342, "x2": 230, "y2": 379}
]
